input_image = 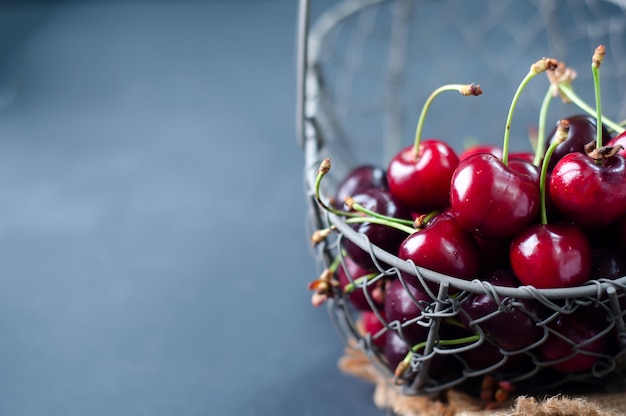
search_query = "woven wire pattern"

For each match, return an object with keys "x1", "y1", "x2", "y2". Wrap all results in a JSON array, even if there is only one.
[{"x1": 301, "y1": 0, "x2": 626, "y2": 397}]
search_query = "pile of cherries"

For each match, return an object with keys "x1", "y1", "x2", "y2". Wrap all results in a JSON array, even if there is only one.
[{"x1": 308, "y1": 46, "x2": 626, "y2": 404}]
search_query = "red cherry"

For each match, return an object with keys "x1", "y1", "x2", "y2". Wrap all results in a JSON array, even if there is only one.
[
  {"x1": 361, "y1": 310, "x2": 387, "y2": 347},
  {"x1": 383, "y1": 278, "x2": 430, "y2": 345},
  {"x1": 544, "y1": 114, "x2": 612, "y2": 170},
  {"x1": 539, "y1": 309, "x2": 607, "y2": 373},
  {"x1": 549, "y1": 152, "x2": 626, "y2": 229},
  {"x1": 336, "y1": 256, "x2": 383, "y2": 312},
  {"x1": 449, "y1": 153, "x2": 540, "y2": 239},
  {"x1": 397, "y1": 213, "x2": 481, "y2": 286},
  {"x1": 387, "y1": 140, "x2": 459, "y2": 212},
  {"x1": 334, "y1": 165, "x2": 387, "y2": 207},
  {"x1": 509, "y1": 223, "x2": 592, "y2": 289},
  {"x1": 459, "y1": 144, "x2": 503, "y2": 161}
]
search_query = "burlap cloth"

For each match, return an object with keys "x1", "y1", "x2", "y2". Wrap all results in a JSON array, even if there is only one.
[{"x1": 339, "y1": 323, "x2": 626, "y2": 416}]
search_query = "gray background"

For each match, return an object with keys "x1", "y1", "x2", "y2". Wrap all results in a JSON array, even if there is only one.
[{"x1": 0, "y1": 1, "x2": 384, "y2": 415}]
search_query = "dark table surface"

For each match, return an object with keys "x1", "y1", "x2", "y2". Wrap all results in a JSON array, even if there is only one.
[{"x1": 0, "y1": 1, "x2": 385, "y2": 415}]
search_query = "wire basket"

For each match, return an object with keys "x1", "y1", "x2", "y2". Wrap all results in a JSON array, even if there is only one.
[{"x1": 298, "y1": 0, "x2": 626, "y2": 402}]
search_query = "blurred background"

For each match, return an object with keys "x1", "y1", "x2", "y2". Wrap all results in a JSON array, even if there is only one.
[{"x1": 0, "y1": 0, "x2": 383, "y2": 415}]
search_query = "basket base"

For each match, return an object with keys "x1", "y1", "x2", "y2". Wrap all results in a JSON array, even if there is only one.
[{"x1": 338, "y1": 321, "x2": 626, "y2": 416}]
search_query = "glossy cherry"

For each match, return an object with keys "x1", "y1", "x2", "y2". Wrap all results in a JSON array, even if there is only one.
[
  {"x1": 539, "y1": 309, "x2": 607, "y2": 373},
  {"x1": 384, "y1": 277, "x2": 431, "y2": 344},
  {"x1": 397, "y1": 213, "x2": 481, "y2": 287},
  {"x1": 543, "y1": 114, "x2": 612, "y2": 171},
  {"x1": 459, "y1": 269, "x2": 544, "y2": 351},
  {"x1": 334, "y1": 165, "x2": 387, "y2": 208},
  {"x1": 342, "y1": 188, "x2": 410, "y2": 269},
  {"x1": 361, "y1": 310, "x2": 387, "y2": 348},
  {"x1": 549, "y1": 152, "x2": 626, "y2": 229},
  {"x1": 336, "y1": 255, "x2": 383, "y2": 311},
  {"x1": 509, "y1": 223, "x2": 592, "y2": 289},
  {"x1": 449, "y1": 153, "x2": 540, "y2": 239},
  {"x1": 387, "y1": 140, "x2": 459, "y2": 212}
]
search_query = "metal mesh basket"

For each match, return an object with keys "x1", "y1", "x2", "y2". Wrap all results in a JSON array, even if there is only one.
[{"x1": 298, "y1": 0, "x2": 626, "y2": 400}]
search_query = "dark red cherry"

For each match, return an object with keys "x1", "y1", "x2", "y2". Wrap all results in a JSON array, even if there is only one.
[
  {"x1": 509, "y1": 223, "x2": 592, "y2": 289},
  {"x1": 342, "y1": 188, "x2": 410, "y2": 270},
  {"x1": 334, "y1": 165, "x2": 387, "y2": 208},
  {"x1": 449, "y1": 153, "x2": 540, "y2": 239},
  {"x1": 383, "y1": 277, "x2": 431, "y2": 345},
  {"x1": 387, "y1": 140, "x2": 459, "y2": 212},
  {"x1": 590, "y1": 247, "x2": 626, "y2": 279},
  {"x1": 361, "y1": 310, "x2": 387, "y2": 347},
  {"x1": 539, "y1": 309, "x2": 607, "y2": 373},
  {"x1": 459, "y1": 269, "x2": 544, "y2": 351},
  {"x1": 336, "y1": 256, "x2": 383, "y2": 311},
  {"x1": 544, "y1": 114, "x2": 611, "y2": 171},
  {"x1": 549, "y1": 152, "x2": 626, "y2": 229},
  {"x1": 383, "y1": 330, "x2": 411, "y2": 371},
  {"x1": 397, "y1": 214, "x2": 481, "y2": 287}
]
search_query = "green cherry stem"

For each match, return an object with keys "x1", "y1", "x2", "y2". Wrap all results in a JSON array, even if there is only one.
[
  {"x1": 533, "y1": 86, "x2": 556, "y2": 167},
  {"x1": 313, "y1": 158, "x2": 366, "y2": 218},
  {"x1": 502, "y1": 58, "x2": 558, "y2": 166},
  {"x1": 413, "y1": 84, "x2": 482, "y2": 156},
  {"x1": 344, "y1": 216, "x2": 415, "y2": 235},
  {"x1": 556, "y1": 85, "x2": 624, "y2": 134},
  {"x1": 539, "y1": 120, "x2": 569, "y2": 224},
  {"x1": 395, "y1": 333, "x2": 481, "y2": 377},
  {"x1": 592, "y1": 45, "x2": 605, "y2": 150},
  {"x1": 343, "y1": 273, "x2": 380, "y2": 294},
  {"x1": 345, "y1": 197, "x2": 415, "y2": 227}
]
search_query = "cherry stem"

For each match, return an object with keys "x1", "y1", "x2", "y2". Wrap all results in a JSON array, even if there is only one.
[
  {"x1": 313, "y1": 159, "x2": 363, "y2": 218},
  {"x1": 345, "y1": 197, "x2": 415, "y2": 227},
  {"x1": 556, "y1": 85, "x2": 625, "y2": 134},
  {"x1": 413, "y1": 84, "x2": 482, "y2": 155},
  {"x1": 343, "y1": 273, "x2": 379, "y2": 294},
  {"x1": 592, "y1": 45, "x2": 605, "y2": 150},
  {"x1": 533, "y1": 86, "x2": 555, "y2": 167},
  {"x1": 502, "y1": 58, "x2": 557, "y2": 166},
  {"x1": 344, "y1": 216, "x2": 415, "y2": 235},
  {"x1": 397, "y1": 334, "x2": 481, "y2": 375},
  {"x1": 539, "y1": 120, "x2": 569, "y2": 224}
]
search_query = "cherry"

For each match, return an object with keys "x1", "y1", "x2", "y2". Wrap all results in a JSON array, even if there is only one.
[
  {"x1": 543, "y1": 114, "x2": 612, "y2": 171},
  {"x1": 459, "y1": 269, "x2": 544, "y2": 350},
  {"x1": 549, "y1": 150, "x2": 626, "y2": 229},
  {"x1": 539, "y1": 309, "x2": 607, "y2": 373},
  {"x1": 459, "y1": 144, "x2": 503, "y2": 161},
  {"x1": 387, "y1": 140, "x2": 459, "y2": 213},
  {"x1": 383, "y1": 277, "x2": 431, "y2": 345},
  {"x1": 333, "y1": 165, "x2": 387, "y2": 208},
  {"x1": 387, "y1": 84, "x2": 481, "y2": 213},
  {"x1": 510, "y1": 120, "x2": 593, "y2": 289},
  {"x1": 590, "y1": 247, "x2": 626, "y2": 279},
  {"x1": 361, "y1": 310, "x2": 387, "y2": 348},
  {"x1": 510, "y1": 223, "x2": 592, "y2": 289},
  {"x1": 342, "y1": 188, "x2": 411, "y2": 269},
  {"x1": 549, "y1": 45, "x2": 626, "y2": 229},
  {"x1": 449, "y1": 153, "x2": 540, "y2": 239},
  {"x1": 336, "y1": 255, "x2": 383, "y2": 311},
  {"x1": 450, "y1": 59, "x2": 558, "y2": 240},
  {"x1": 383, "y1": 330, "x2": 412, "y2": 371},
  {"x1": 397, "y1": 213, "x2": 481, "y2": 286}
]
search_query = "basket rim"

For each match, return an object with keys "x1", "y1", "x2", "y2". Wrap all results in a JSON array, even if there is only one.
[{"x1": 329, "y1": 210, "x2": 626, "y2": 300}]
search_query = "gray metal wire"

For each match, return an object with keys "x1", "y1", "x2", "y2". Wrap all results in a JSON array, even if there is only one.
[{"x1": 299, "y1": 0, "x2": 626, "y2": 398}]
